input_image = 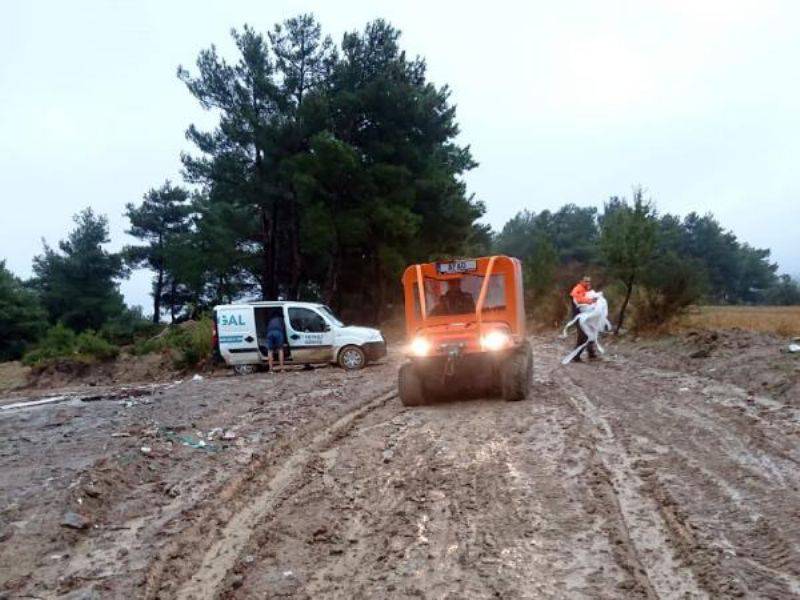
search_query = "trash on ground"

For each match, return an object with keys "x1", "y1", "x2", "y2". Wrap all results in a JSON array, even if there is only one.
[
  {"x1": 61, "y1": 511, "x2": 91, "y2": 530},
  {"x1": 0, "y1": 395, "x2": 70, "y2": 412},
  {"x1": 192, "y1": 374, "x2": 204, "y2": 382},
  {"x1": 140, "y1": 446, "x2": 152, "y2": 454},
  {"x1": 159, "y1": 427, "x2": 218, "y2": 451},
  {"x1": 787, "y1": 343, "x2": 800, "y2": 353}
]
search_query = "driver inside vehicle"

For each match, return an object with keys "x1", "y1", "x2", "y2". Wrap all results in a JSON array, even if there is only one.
[{"x1": 430, "y1": 278, "x2": 476, "y2": 316}]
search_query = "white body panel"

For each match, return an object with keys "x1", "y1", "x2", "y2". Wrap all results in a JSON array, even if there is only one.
[{"x1": 214, "y1": 301, "x2": 384, "y2": 369}]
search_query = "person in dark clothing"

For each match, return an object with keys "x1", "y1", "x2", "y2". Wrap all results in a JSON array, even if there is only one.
[
  {"x1": 569, "y1": 275, "x2": 597, "y2": 362},
  {"x1": 430, "y1": 279, "x2": 477, "y2": 316},
  {"x1": 266, "y1": 314, "x2": 286, "y2": 372}
]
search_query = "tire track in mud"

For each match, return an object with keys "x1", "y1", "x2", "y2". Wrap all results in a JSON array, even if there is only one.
[
  {"x1": 143, "y1": 388, "x2": 397, "y2": 600},
  {"x1": 140, "y1": 336, "x2": 799, "y2": 598},
  {"x1": 555, "y1": 370, "x2": 706, "y2": 599},
  {"x1": 222, "y1": 370, "x2": 637, "y2": 598},
  {"x1": 557, "y1": 342, "x2": 800, "y2": 599}
]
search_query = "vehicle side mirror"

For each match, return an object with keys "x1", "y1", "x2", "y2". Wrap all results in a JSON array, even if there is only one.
[{"x1": 323, "y1": 321, "x2": 331, "y2": 332}]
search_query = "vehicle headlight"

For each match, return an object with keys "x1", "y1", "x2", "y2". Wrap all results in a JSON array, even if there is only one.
[
  {"x1": 481, "y1": 330, "x2": 511, "y2": 352},
  {"x1": 408, "y1": 336, "x2": 432, "y2": 357}
]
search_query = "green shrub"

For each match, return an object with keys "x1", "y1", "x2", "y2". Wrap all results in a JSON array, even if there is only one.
[
  {"x1": 130, "y1": 336, "x2": 166, "y2": 356},
  {"x1": 128, "y1": 317, "x2": 213, "y2": 369},
  {"x1": 22, "y1": 324, "x2": 119, "y2": 366},
  {"x1": 76, "y1": 330, "x2": 119, "y2": 360},
  {"x1": 22, "y1": 323, "x2": 77, "y2": 366},
  {"x1": 170, "y1": 316, "x2": 213, "y2": 369},
  {"x1": 100, "y1": 306, "x2": 162, "y2": 345},
  {"x1": 188, "y1": 316, "x2": 213, "y2": 361},
  {"x1": 633, "y1": 253, "x2": 707, "y2": 331}
]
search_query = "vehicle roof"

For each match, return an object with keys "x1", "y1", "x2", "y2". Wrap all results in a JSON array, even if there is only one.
[
  {"x1": 400, "y1": 255, "x2": 519, "y2": 279},
  {"x1": 214, "y1": 300, "x2": 326, "y2": 310}
]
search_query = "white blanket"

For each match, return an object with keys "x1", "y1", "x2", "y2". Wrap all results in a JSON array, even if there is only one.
[{"x1": 561, "y1": 291, "x2": 613, "y2": 364}]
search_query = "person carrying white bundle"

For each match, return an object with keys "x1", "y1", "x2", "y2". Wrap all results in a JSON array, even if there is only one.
[{"x1": 562, "y1": 276, "x2": 612, "y2": 364}]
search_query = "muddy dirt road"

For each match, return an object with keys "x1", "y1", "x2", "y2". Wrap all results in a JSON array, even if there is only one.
[{"x1": 2, "y1": 334, "x2": 799, "y2": 599}]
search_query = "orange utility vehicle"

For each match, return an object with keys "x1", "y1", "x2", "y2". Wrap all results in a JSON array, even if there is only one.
[{"x1": 398, "y1": 256, "x2": 532, "y2": 405}]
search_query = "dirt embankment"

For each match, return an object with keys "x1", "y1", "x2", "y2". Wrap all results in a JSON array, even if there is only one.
[
  {"x1": 1, "y1": 329, "x2": 799, "y2": 599},
  {"x1": 621, "y1": 328, "x2": 800, "y2": 402}
]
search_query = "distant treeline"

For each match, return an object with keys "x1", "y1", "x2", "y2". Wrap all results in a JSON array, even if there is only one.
[
  {"x1": 495, "y1": 191, "x2": 799, "y2": 330},
  {"x1": 1, "y1": 14, "x2": 798, "y2": 362}
]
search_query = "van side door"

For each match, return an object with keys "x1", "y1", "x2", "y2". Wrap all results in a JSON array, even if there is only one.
[
  {"x1": 216, "y1": 307, "x2": 260, "y2": 364},
  {"x1": 284, "y1": 306, "x2": 334, "y2": 364}
]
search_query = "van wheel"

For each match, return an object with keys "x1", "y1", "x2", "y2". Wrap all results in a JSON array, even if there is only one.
[
  {"x1": 338, "y1": 345, "x2": 366, "y2": 371},
  {"x1": 233, "y1": 364, "x2": 257, "y2": 376},
  {"x1": 399, "y1": 363, "x2": 426, "y2": 406},
  {"x1": 501, "y1": 343, "x2": 532, "y2": 401}
]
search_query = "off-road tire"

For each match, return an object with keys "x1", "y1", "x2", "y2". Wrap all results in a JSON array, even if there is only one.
[
  {"x1": 399, "y1": 363, "x2": 426, "y2": 406},
  {"x1": 501, "y1": 343, "x2": 532, "y2": 401},
  {"x1": 338, "y1": 345, "x2": 366, "y2": 371}
]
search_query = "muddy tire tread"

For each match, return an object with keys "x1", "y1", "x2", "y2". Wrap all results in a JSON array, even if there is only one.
[
  {"x1": 502, "y1": 343, "x2": 532, "y2": 401},
  {"x1": 399, "y1": 363, "x2": 425, "y2": 406}
]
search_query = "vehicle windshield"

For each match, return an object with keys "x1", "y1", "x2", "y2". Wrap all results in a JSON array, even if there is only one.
[
  {"x1": 319, "y1": 305, "x2": 344, "y2": 327},
  {"x1": 416, "y1": 274, "x2": 506, "y2": 318}
]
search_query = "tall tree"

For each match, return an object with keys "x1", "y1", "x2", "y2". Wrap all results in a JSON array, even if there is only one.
[
  {"x1": 124, "y1": 181, "x2": 192, "y2": 322},
  {"x1": 176, "y1": 16, "x2": 482, "y2": 318},
  {"x1": 319, "y1": 19, "x2": 482, "y2": 317},
  {"x1": 269, "y1": 14, "x2": 336, "y2": 298},
  {"x1": 734, "y1": 243, "x2": 777, "y2": 303},
  {"x1": 269, "y1": 14, "x2": 335, "y2": 109},
  {"x1": 495, "y1": 210, "x2": 539, "y2": 259},
  {"x1": 680, "y1": 212, "x2": 777, "y2": 303},
  {"x1": 179, "y1": 25, "x2": 284, "y2": 299},
  {"x1": 681, "y1": 213, "x2": 741, "y2": 302},
  {"x1": 600, "y1": 188, "x2": 657, "y2": 333},
  {"x1": 495, "y1": 209, "x2": 559, "y2": 299},
  {"x1": 32, "y1": 209, "x2": 126, "y2": 331},
  {"x1": 0, "y1": 261, "x2": 46, "y2": 360},
  {"x1": 190, "y1": 195, "x2": 255, "y2": 306},
  {"x1": 496, "y1": 206, "x2": 600, "y2": 267},
  {"x1": 550, "y1": 205, "x2": 599, "y2": 264},
  {"x1": 765, "y1": 275, "x2": 800, "y2": 305}
]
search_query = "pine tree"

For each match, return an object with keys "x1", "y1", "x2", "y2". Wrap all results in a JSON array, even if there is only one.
[
  {"x1": 124, "y1": 181, "x2": 192, "y2": 322},
  {"x1": 600, "y1": 188, "x2": 657, "y2": 333},
  {"x1": 32, "y1": 209, "x2": 126, "y2": 331},
  {"x1": 179, "y1": 26, "x2": 284, "y2": 299},
  {"x1": 0, "y1": 261, "x2": 47, "y2": 360}
]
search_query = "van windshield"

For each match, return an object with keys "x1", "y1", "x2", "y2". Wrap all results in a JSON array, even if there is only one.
[{"x1": 319, "y1": 306, "x2": 343, "y2": 327}]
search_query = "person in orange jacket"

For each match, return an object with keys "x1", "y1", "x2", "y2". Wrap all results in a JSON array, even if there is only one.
[{"x1": 569, "y1": 275, "x2": 597, "y2": 362}]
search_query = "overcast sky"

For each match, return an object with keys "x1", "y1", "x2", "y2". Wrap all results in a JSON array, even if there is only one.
[{"x1": 2, "y1": 0, "x2": 798, "y2": 310}]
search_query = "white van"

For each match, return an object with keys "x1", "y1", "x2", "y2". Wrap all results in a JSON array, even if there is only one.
[{"x1": 213, "y1": 301, "x2": 386, "y2": 373}]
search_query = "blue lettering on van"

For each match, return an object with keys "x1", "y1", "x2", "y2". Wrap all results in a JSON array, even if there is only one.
[
  {"x1": 219, "y1": 314, "x2": 246, "y2": 327},
  {"x1": 219, "y1": 335, "x2": 244, "y2": 344}
]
